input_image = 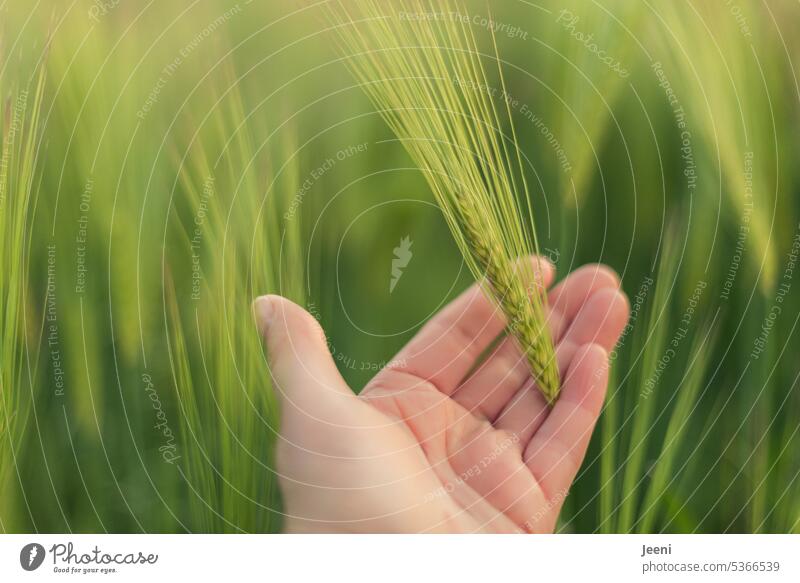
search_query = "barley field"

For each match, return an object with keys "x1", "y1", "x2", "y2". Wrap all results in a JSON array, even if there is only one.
[{"x1": 1, "y1": 0, "x2": 799, "y2": 533}]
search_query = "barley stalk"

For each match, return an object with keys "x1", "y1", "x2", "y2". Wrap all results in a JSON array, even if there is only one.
[
  {"x1": 166, "y1": 83, "x2": 304, "y2": 531},
  {"x1": 457, "y1": 194, "x2": 560, "y2": 401},
  {"x1": 328, "y1": 0, "x2": 561, "y2": 401},
  {"x1": 0, "y1": 55, "x2": 46, "y2": 497}
]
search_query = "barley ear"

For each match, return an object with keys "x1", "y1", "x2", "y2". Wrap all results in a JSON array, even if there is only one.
[
  {"x1": 329, "y1": 0, "x2": 561, "y2": 402},
  {"x1": 457, "y1": 195, "x2": 560, "y2": 402}
]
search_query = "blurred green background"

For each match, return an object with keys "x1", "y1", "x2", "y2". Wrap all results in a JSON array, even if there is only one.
[{"x1": 1, "y1": 0, "x2": 799, "y2": 533}]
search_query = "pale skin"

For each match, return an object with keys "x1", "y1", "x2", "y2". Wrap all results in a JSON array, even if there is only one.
[{"x1": 255, "y1": 258, "x2": 630, "y2": 533}]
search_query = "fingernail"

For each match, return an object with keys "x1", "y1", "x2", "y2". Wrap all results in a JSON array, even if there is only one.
[
  {"x1": 593, "y1": 344, "x2": 609, "y2": 360},
  {"x1": 253, "y1": 296, "x2": 274, "y2": 335}
]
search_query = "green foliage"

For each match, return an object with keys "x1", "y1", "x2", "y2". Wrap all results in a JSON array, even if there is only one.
[{"x1": 0, "y1": 51, "x2": 46, "y2": 528}]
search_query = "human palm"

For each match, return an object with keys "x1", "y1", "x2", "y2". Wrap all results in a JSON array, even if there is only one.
[{"x1": 255, "y1": 259, "x2": 629, "y2": 533}]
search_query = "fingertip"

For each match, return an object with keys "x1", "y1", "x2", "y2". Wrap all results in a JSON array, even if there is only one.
[
  {"x1": 562, "y1": 342, "x2": 610, "y2": 402},
  {"x1": 581, "y1": 342, "x2": 609, "y2": 367},
  {"x1": 613, "y1": 288, "x2": 631, "y2": 327},
  {"x1": 534, "y1": 255, "x2": 556, "y2": 286},
  {"x1": 253, "y1": 295, "x2": 276, "y2": 336},
  {"x1": 557, "y1": 287, "x2": 631, "y2": 351},
  {"x1": 593, "y1": 286, "x2": 631, "y2": 319},
  {"x1": 570, "y1": 342, "x2": 609, "y2": 373},
  {"x1": 253, "y1": 295, "x2": 324, "y2": 355},
  {"x1": 252, "y1": 296, "x2": 351, "y2": 407},
  {"x1": 595, "y1": 287, "x2": 631, "y2": 346},
  {"x1": 547, "y1": 263, "x2": 621, "y2": 325},
  {"x1": 590, "y1": 264, "x2": 621, "y2": 288}
]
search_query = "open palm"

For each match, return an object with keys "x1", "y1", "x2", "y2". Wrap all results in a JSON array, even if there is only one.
[{"x1": 255, "y1": 258, "x2": 629, "y2": 533}]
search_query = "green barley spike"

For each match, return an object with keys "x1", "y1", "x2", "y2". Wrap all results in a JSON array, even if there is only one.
[{"x1": 329, "y1": 0, "x2": 561, "y2": 402}]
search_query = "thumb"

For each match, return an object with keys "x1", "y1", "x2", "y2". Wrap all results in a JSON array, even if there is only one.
[{"x1": 254, "y1": 295, "x2": 354, "y2": 422}]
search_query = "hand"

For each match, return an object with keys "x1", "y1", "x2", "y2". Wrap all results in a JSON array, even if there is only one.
[{"x1": 255, "y1": 258, "x2": 629, "y2": 533}]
